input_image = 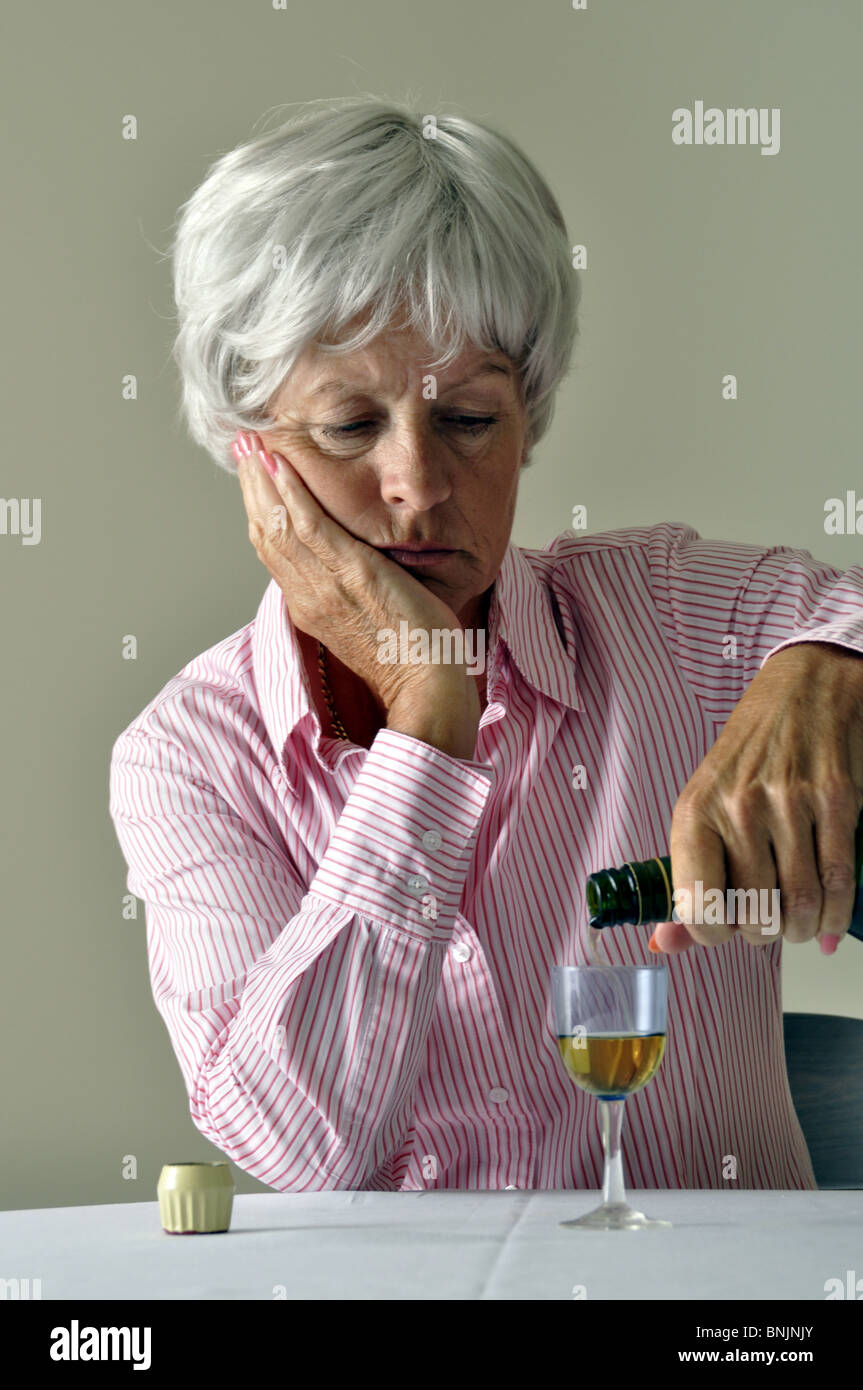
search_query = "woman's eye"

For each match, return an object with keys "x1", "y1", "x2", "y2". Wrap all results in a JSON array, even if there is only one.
[
  {"x1": 321, "y1": 421, "x2": 371, "y2": 437},
  {"x1": 320, "y1": 415, "x2": 497, "y2": 439},
  {"x1": 450, "y1": 415, "x2": 497, "y2": 432}
]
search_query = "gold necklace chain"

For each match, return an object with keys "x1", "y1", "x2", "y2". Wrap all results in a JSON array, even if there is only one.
[{"x1": 317, "y1": 641, "x2": 350, "y2": 741}]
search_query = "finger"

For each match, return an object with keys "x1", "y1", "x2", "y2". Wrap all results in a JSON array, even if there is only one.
[
  {"x1": 649, "y1": 921, "x2": 694, "y2": 954},
  {"x1": 767, "y1": 804, "x2": 820, "y2": 945},
  {"x1": 239, "y1": 438, "x2": 380, "y2": 629},
  {"x1": 668, "y1": 815, "x2": 734, "y2": 947},
  {"x1": 233, "y1": 442, "x2": 316, "y2": 612},
  {"x1": 235, "y1": 441, "x2": 274, "y2": 521},
  {"x1": 262, "y1": 446, "x2": 380, "y2": 574},
  {"x1": 241, "y1": 453, "x2": 294, "y2": 556},
  {"x1": 235, "y1": 434, "x2": 340, "y2": 564},
  {"x1": 246, "y1": 433, "x2": 411, "y2": 589},
  {"x1": 721, "y1": 818, "x2": 779, "y2": 948},
  {"x1": 812, "y1": 785, "x2": 860, "y2": 942},
  {"x1": 236, "y1": 434, "x2": 285, "y2": 505}
]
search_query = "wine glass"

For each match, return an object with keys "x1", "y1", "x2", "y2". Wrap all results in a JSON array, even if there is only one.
[{"x1": 550, "y1": 962, "x2": 670, "y2": 1229}]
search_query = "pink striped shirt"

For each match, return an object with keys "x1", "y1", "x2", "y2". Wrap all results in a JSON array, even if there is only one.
[{"x1": 109, "y1": 522, "x2": 863, "y2": 1190}]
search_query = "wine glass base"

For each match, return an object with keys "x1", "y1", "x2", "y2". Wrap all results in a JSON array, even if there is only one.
[{"x1": 561, "y1": 1201, "x2": 671, "y2": 1231}]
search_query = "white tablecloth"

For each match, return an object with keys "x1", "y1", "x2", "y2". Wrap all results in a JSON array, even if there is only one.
[{"x1": 2, "y1": 1190, "x2": 860, "y2": 1300}]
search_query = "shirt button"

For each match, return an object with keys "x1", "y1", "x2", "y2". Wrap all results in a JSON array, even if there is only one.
[
  {"x1": 505, "y1": 1185, "x2": 518, "y2": 1191},
  {"x1": 489, "y1": 1087, "x2": 509, "y2": 1104},
  {"x1": 451, "y1": 943, "x2": 472, "y2": 963},
  {"x1": 422, "y1": 830, "x2": 442, "y2": 850},
  {"x1": 405, "y1": 873, "x2": 429, "y2": 897}
]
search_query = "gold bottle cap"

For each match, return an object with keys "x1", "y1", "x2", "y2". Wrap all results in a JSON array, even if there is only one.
[{"x1": 157, "y1": 1162, "x2": 234, "y2": 1234}]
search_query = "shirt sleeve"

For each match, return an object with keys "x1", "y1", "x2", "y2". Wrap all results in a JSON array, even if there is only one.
[
  {"x1": 109, "y1": 720, "x2": 495, "y2": 1191},
  {"x1": 645, "y1": 521, "x2": 863, "y2": 728}
]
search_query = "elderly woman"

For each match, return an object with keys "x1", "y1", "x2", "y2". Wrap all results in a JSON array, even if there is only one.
[{"x1": 110, "y1": 96, "x2": 863, "y2": 1193}]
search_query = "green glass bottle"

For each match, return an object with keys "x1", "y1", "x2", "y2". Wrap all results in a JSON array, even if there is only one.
[{"x1": 586, "y1": 809, "x2": 863, "y2": 942}]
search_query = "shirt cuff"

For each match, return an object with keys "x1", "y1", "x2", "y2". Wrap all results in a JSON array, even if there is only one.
[
  {"x1": 306, "y1": 728, "x2": 496, "y2": 942},
  {"x1": 761, "y1": 625, "x2": 863, "y2": 670}
]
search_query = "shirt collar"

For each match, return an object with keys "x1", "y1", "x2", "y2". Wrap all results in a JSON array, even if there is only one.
[
  {"x1": 489, "y1": 540, "x2": 584, "y2": 716},
  {"x1": 251, "y1": 539, "x2": 584, "y2": 783}
]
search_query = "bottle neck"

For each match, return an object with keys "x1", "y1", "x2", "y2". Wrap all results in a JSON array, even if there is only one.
[
  {"x1": 587, "y1": 858, "x2": 674, "y2": 929},
  {"x1": 587, "y1": 814, "x2": 863, "y2": 934}
]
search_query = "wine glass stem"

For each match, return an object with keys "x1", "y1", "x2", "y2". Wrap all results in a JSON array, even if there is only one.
[{"x1": 600, "y1": 1099, "x2": 627, "y2": 1206}]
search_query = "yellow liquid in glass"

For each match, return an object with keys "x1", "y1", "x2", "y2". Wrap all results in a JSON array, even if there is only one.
[{"x1": 557, "y1": 1033, "x2": 666, "y2": 1099}]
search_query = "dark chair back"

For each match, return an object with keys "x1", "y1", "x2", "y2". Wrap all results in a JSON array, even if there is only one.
[{"x1": 783, "y1": 1012, "x2": 863, "y2": 1189}]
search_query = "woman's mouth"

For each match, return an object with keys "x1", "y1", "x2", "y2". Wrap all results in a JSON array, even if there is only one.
[{"x1": 380, "y1": 547, "x2": 456, "y2": 567}]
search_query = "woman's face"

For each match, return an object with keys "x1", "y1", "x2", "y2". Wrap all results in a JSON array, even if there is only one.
[{"x1": 256, "y1": 319, "x2": 529, "y2": 630}]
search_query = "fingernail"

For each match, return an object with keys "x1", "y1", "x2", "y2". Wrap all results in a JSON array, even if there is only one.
[
  {"x1": 231, "y1": 441, "x2": 243, "y2": 465},
  {"x1": 257, "y1": 448, "x2": 277, "y2": 478},
  {"x1": 238, "y1": 432, "x2": 252, "y2": 457},
  {"x1": 818, "y1": 933, "x2": 841, "y2": 956},
  {"x1": 648, "y1": 930, "x2": 662, "y2": 953}
]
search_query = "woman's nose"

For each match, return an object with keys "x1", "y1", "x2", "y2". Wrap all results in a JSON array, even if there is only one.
[{"x1": 376, "y1": 429, "x2": 453, "y2": 510}]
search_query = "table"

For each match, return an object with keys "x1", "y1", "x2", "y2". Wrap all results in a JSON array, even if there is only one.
[{"x1": 2, "y1": 1189, "x2": 861, "y2": 1300}]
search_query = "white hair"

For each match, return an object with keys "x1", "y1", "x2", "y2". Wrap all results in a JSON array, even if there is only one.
[{"x1": 168, "y1": 94, "x2": 581, "y2": 472}]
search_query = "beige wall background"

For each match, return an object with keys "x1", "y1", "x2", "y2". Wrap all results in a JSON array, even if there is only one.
[{"x1": 2, "y1": 0, "x2": 861, "y2": 1210}]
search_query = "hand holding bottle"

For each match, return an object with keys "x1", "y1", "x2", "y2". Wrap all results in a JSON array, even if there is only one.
[{"x1": 629, "y1": 644, "x2": 863, "y2": 954}]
